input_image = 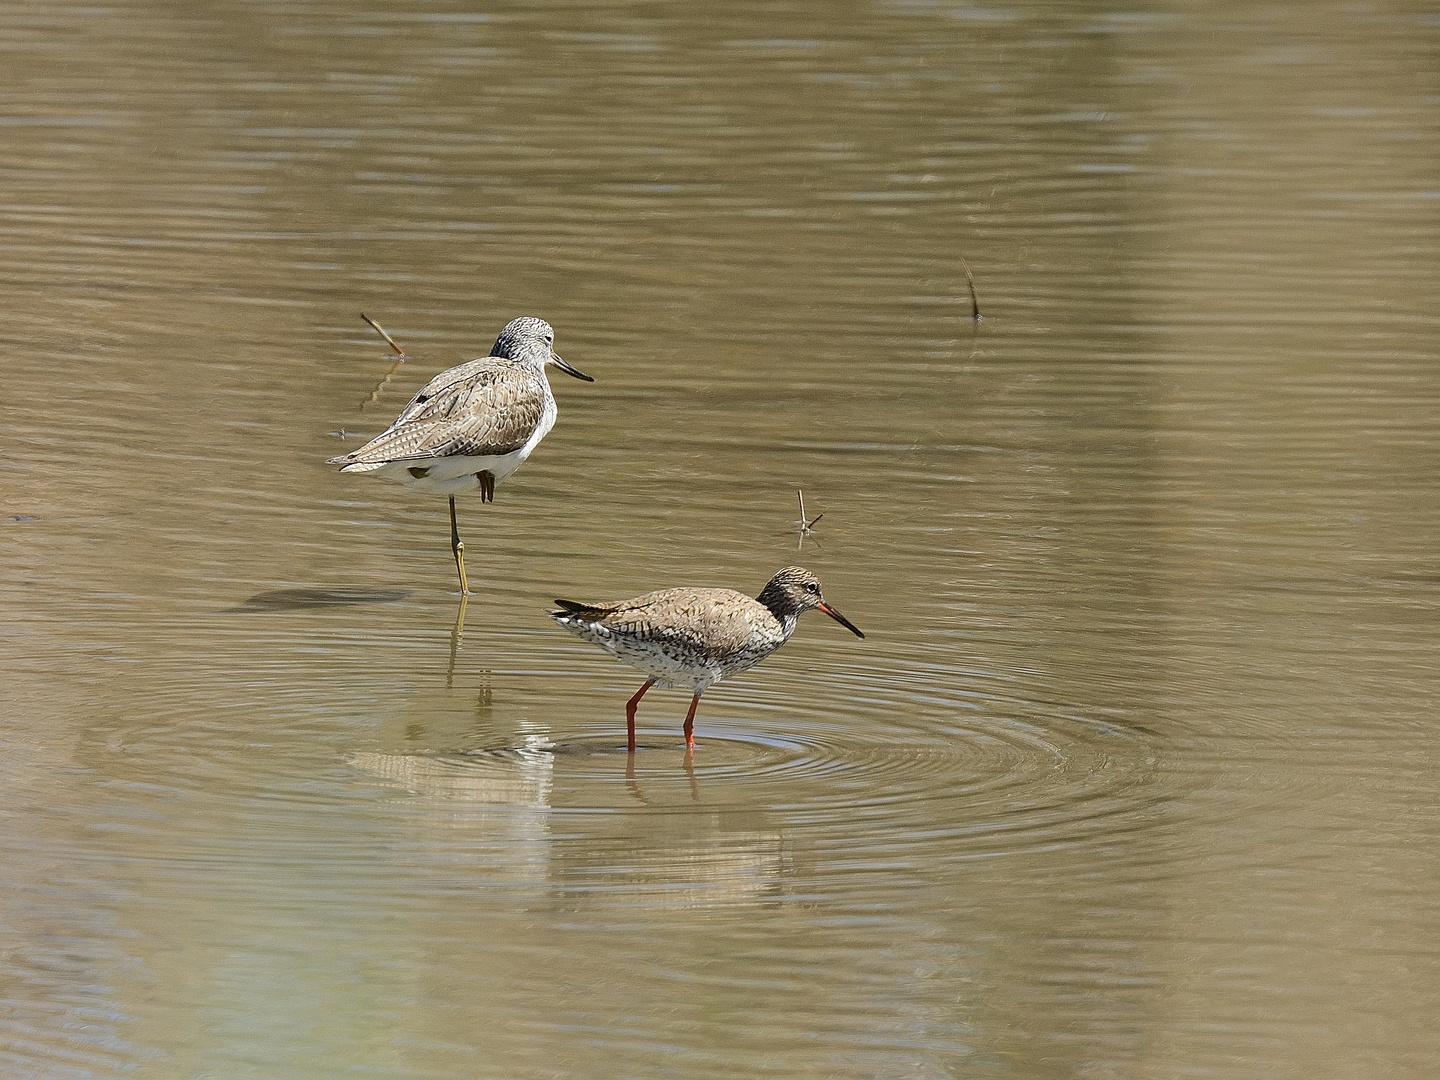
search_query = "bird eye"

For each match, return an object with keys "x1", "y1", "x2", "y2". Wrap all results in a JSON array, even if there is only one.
[{"x1": 805, "y1": 582, "x2": 820, "y2": 594}]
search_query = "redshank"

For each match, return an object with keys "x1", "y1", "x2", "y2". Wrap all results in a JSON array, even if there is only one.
[
  {"x1": 549, "y1": 566, "x2": 864, "y2": 751},
  {"x1": 328, "y1": 317, "x2": 592, "y2": 594}
]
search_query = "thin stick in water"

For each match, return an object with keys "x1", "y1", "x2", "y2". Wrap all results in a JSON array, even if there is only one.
[
  {"x1": 361, "y1": 312, "x2": 409, "y2": 359},
  {"x1": 795, "y1": 489, "x2": 824, "y2": 549},
  {"x1": 960, "y1": 257, "x2": 982, "y2": 321},
  {"x1": 357, "y1": 312, "x2": 409, "y2": 411},
  {"x1": 797, "y1": 490, "x2": 824, "y2": 533}
]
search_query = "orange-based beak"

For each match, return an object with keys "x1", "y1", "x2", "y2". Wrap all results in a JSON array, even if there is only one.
[{"x1": 817, "y1": 601, "x2": 864, "y2": 639}]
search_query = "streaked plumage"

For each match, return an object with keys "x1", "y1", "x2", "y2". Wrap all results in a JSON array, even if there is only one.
[
  {"x1": 550, "y1": 566, "x2": 864, "y2": 751},
  {"x1": 329, "y1": 316, "x2": 592, "y2": 593}
]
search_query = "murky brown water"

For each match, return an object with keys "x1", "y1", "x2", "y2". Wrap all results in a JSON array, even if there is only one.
[{"x1": 4, "y1": 1, "x2": 1440, "y2": 1076}]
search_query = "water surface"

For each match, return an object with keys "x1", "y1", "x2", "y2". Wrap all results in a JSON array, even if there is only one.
[{"x1": 4, "y1": 1, "x2": 1440, "y2": 1077}]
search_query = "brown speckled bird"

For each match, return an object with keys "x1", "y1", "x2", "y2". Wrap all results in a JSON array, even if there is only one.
[
  {"x1": 329, "y1": 317, "x2": 592, "y2": 594},
  {"x1": 550, "y1": 566, "x2": 864, "y2": 751}
]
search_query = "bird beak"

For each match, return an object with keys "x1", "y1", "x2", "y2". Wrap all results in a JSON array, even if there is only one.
[
  {"x1": 816, "y1": 601, "x2": 864, "y2": 639},
  {"x1": 550, "y1": 353, "x2": 594, "y2": 382}
]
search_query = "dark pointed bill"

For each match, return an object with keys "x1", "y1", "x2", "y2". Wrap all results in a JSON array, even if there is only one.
[
  {"x1": 551, "y1": 353, "x2": 594, "y2": 382},
  {"x1": 816, "y1": 601, "x2": 864, "y2": 639}
]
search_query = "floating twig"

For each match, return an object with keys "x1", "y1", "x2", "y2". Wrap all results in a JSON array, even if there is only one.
[
  {"x1": 796, "y1": 490, "x2": 824, "y2": 533},
  {"x1": 362, "y1": 312, "x2": 408, "y2": 358},
  {"x1": 795, "y1": 490, "x2": 824, "y2": 550},
  {"x1": 358, "y1": 312, "x2": 408, "y2": 411},
  {"x1": 960, "y1": 257, "x2": 982, "y2": 321}
]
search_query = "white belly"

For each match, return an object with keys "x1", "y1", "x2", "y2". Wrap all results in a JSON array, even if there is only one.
[
  {"x1": 360, "y1": 444, "x2": 534, "y2": 494},
  {"x1": 347, "y1": 395, "x2": 557, "y2": 496}
]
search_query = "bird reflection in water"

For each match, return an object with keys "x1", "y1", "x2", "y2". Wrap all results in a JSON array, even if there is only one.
[
  {"x1": 446, "y1": 594, "x2": 467, "y2": 689},
  {"x1": 625, "y1": 746, "x2": 699, "y2": 806},
  {"x1": 225, "y1": 586, "x2": 412, "y2": 613}
]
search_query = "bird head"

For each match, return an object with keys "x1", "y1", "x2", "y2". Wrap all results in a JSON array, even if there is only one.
[
  {"x1": 492, "y1": 317, "x2": 593, "y2": 381},
  {"x1": 757, "y1": 566, "x2": 864, "y2": 638}
]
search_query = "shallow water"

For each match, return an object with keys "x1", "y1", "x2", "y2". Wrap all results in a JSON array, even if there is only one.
[{"x1": 4, "y1": 1, "x2": 1440, "y2": 1077}]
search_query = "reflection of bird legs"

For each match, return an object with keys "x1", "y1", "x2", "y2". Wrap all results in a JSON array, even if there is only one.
[
  {"x1": 625, "y1": 751, "x2": 649, "y2": 805},
  {"x1": 448, "y1": 496, "x2": 469, "y2": 595},
  {"x1": 446, "y1": 593, "x2": 468, "y2": 689},
  {"x1": 623, "y1": 745, "x2": 699, "y2": 804},
  {"x1": 682, "y1": 748, "x2": 698, "y2": 802}
]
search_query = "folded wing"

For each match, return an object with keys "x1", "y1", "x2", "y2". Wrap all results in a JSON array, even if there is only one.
[{"x1": 330, "y1": 361, "x2": 546, "y2": 467}]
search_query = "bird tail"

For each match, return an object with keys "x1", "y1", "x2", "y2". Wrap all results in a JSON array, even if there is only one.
[
  {"x1": 327, "y1": 455, "x2": 387, "y2": 471},
  {"x1": 551, "y1": 599, "x2": 605, "y2": 619}
]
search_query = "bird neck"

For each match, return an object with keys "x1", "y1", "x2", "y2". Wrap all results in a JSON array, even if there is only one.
[{"x1": 755, "y1": 586, "x2": 801, "y2": 638}]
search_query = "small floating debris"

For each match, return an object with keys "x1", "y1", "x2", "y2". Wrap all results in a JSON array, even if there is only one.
[{"x1": 961, "y1": 255, "x2": 982, "y2": 321}]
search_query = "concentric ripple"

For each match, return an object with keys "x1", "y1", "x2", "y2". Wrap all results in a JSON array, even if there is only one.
[{"x1": 343, "y1": 664, "x2": 1166, "y2": 868}]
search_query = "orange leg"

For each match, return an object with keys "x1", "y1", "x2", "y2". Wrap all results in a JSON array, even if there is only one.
[
  {"x1": 683, "y1": 693, "x2": 702, "y2": 751},
  {"x1": 625, "y1": 680, "x2": 653, "y2": 752}
]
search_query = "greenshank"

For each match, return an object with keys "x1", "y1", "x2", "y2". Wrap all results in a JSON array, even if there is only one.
[{"x1": 329, "y1": 316, "x2": 592, "y2": 593}]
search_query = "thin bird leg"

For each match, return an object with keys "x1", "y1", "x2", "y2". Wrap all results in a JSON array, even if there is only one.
[
  {"x1": 625, "y1": 680, "x2": 654, "y2": 752},
  {"x1": 449, "y1": 495, "x2": 470, "y2": 595},
  {"x1": 683, "y1": 693, "x2": 702, "y2": 752}
]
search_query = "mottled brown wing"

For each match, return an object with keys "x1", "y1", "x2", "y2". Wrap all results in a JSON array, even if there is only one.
[
  {"x1": 333, "y1": 360, "x2": 546, "y2": 464},
  {"x1": 390, "y1": 358, "x2": 505, "y2": 424},
  {"x1": 558, "y1": 588, "x2": 759, "y2": 653}
]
